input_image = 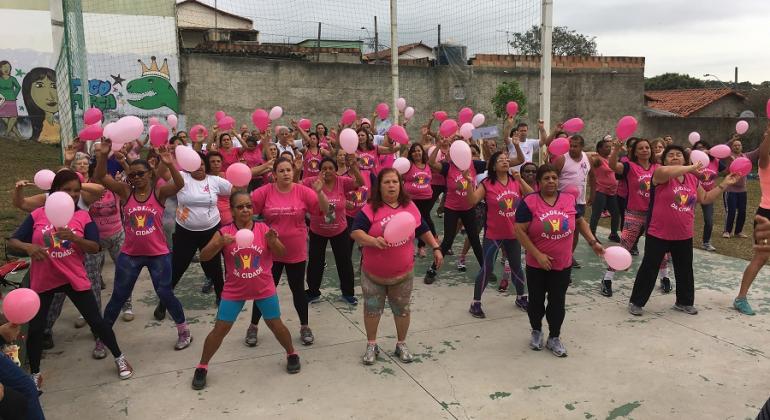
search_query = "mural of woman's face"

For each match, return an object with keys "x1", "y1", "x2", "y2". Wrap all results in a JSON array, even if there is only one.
[
  {"x1": 0, "y1": 63, "x2": 10, "y2": 77},
  {"x1": 31, "y1": 76, "x2": 58, "y2": 114}
]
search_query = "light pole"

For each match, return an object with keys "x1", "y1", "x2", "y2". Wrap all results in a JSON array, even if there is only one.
[{"x1": 703, "y1": 74, "x2": 730, "y2": 89}]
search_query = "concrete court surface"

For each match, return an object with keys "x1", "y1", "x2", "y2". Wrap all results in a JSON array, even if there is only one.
[{"x1": 32, "y1": 228, "x2": 770, "y2": 420}]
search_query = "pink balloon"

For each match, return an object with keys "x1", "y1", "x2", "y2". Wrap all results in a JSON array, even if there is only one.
[
  {"x1": 149, "y1": 117, "x2": 160, "y2": 127},
  {"x1": 604, "y1": 246, "x2": 632, "y2": 271},
  {"x1": 102, "y1": 122, "x2": 117, "y2": 140},
  {"x1": 376, "y1": 103, "x2": 389, "y2": 120},
  {"x1": 2, "y1": 288, "x2": 40, "y2": 324},
  {"x1": 218, "y1": 116, "x2": 235, "y2": 131},
  {"x1": 175, "y1": 145, "x2": 202, "y2": 172},
  {"x1": 689, "y1": 149, "x2": 710, "y2": 168},
  {"x1": 471, "y1": 113, "x2": 485, "y2": 128},
  {"x1": 615, "y1": 115, "x2": 638, "y2": 141},
  {"x1": 396, "y1": 97, "x2": 407, "y2": 112},
  {"x1": 45, "y1": 191, "x2": 75, "y2": 228},
  {"x1": 189, "y1": 124, "x2": 208, "y2": 142},
  {"x1": 78, "y1": 124, "x2": 103, "y2": 141},
  {"x1": 298, "y1": 118, "x2": 312, "y2": 131},
  {"x1": 167, "y1": 114, "x2": 178, "y2": 128},
  {"x1": 439, "y1": 119, "x2": 458, "y2": 137},
  {"x1": 113, "y1": 115, "x2": 144, "y2": 143},
  {"x1": 392, "y1": 157, "x2": 411, "y2": 175},
  {"x1": 562, "y1": 117, "x2": 584, "y2": 134},
  {"x1": 111, "y1": 139, "x2": 127, "y2": 152},
  {"x1": 251, "y1": 109, "x2": 270, "y2": 131},
  {"x1": 506, "y1": 101, "x2": 519, "y2": 117},
  {"x1": 766, "y1": 99, "x2": 770, "y2": 120},
  {"x1": 341, "y1": 109, "x2": 357, "y2": 126},
  {"x1": 735, "y1": 120, "x2": 749, "y2": 135},
  {"x1": 457, "y1": 107, "x2": 473, "y2": 125},
  {"x1": 563, "y1": 184, "x2": 580, "y2": 200},
  {"x1": 688, "y1": 132, "x2": 701, "y2": 145},
  {"x1": 149, "y1": 124, "x2": 169, "y2": 147},
  {"x1": 433, "y1": 111, "x2": 448, "y2": 122},
  {"x1": 214, "y1": 110, "x2": 225, "y2": 121},
  {"x1": 548, "y1": 138, "x2": 570, "y2": 156},
  {"x1": 388, "y1": 125, "x2": 409, "y2": 145},
  {"x1": 709, "y1": 144, "x2": 731, "y2": 159},
  {"x1": 383, "y1": 211, "x2": 417, "y2": 245},
  {"x1": 729, "y1": 157, "x2": 752, "y2": 177},
  {"x1": 34, "y1": 169, "x2": 55, "y2": 190},
  {"x1": 459, "y1": 122, "x2": 475, "y2": 140},
  {"x1": 339, "y1": 128, "x2": 358, "y2": 153},
  {"x1": 269, "y1": 106, "x2": 283, "y2": 121},
  {"x1": 83, "y1": 107, "x2": 102, "y2": 125},
  {"x1": 226, "y1": 163, "x2": 252, "y2": 187},
  {"x1": 404, "y1": 106, "x2": 415, "y2": 120},
  {"x1": 235, "y1": 228, "x2": 254, "y2": 248},
  {"x1": 449, "y1": 140, "x2": 472, "y2": 171}
]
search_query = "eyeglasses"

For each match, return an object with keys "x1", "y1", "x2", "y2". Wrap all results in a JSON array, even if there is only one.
[
  {"x1": 235, "y1": 204, "x2": 253, "y2": 210},
  {"x1": 128, "y1": 171, "x2": 148, "y2": 179}
]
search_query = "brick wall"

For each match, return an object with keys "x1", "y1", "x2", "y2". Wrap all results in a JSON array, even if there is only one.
[{"x1": 470, "y1": 54, "x2": 645, "y2": 70}]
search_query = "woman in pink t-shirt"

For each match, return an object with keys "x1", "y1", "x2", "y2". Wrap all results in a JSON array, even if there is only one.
[
  {"x1": 249, "y1": 157, "x2": 329, "y2": 346},
  {"x1": 351, "y1": 168, "x2": 443, "y2": 365},
  {"x1": 692, "y1": 140, "x2": 727, "y2": 252},
  {"x1": 465, "y1": 151, "x2": 531, "y2": 317},
  {"x1": 191, "y1": 191, "x2": 300, "y2": 390},
  {"x1": 588, "y1": 139, "x2": 620, "y2": 241},
  {"x1": 403, "y1": 143, "x2": 435, "y2": 257},
  {"x1": 214, "y1": 132, "x2": 241, "y2": 173},
  {"x1": 9, "y1": 170, "x2": 134, "y2": 390},
  {"x1": 515, "y1": 164, "x2": 604, "y2": 357},
  {"x1": 303, "y1": 156, "x2": 363, "y2": 304},
  {"x1": 293, "y1": 119, "x2": 331, "y2": 179},
  {"x1": 628, "y1": 145, "x2": 738, "y2": 317}
]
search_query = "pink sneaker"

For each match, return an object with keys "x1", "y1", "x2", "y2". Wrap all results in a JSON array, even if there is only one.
[{"x1": 175, "y1": 327, "x2": 193, "y2": 351}]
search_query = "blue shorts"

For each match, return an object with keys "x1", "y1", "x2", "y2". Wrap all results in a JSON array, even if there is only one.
[{"x1": 216, "y1": 294, "x2": 281, "y2": 322}]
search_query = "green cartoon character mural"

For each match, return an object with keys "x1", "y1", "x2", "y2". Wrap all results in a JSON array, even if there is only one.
[{"x1": 127, "y1": 56, "x2": 179, "y2": 113}]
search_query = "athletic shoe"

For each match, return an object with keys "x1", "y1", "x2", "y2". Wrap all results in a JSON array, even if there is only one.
[
  {"x1": 244, "y1": 324, "x2": 258, "y2": 347},
  {"x1": 456, "y1": 256, "x2": 467, "y2": 272},
  {"x1": 733, "y1": 297, "x2": 756, "y2": 316},
  {"x1": 660, "y1": 277, "x2": 672, "y2": 294},
  {"x1": 737, "y1": 233, "x2": 749, "y2": 238},
  {"x1": 122, "y1": 300, "x2": 135, "y2": 322},
  {"x1": 92, "y1": 339, "x2": 107, "y2": 359},
  {"x1": 287, "y1": 354, "x2": 301, "y2": 374},
  {"x1": 201, "y1": 278, "x2": 213, "y2": 294},
  {"x1": 469, "y1": 302, "x2": 486, "y2": 318},
  {"x1": 42, "y1": 332, "x2": 54, "y2": 350},
  {"x1": 306, "y1": 290, "x2": 322, "y2": 304},
  {"x1": 192, "y1": 368, "x2": 207, "y2": 390},
  {"x1": 74, "y1": 316, "x2": 87, "y2": 328},
  {"x1": 339, "y1": 295, "x2": 358, "y2": 305},
  {"x1": 722, "y1": 232, "x2": 731, "y2": 238},
  {"x1": 673, "y1": 303, "x2": 698, "y2": 315},
  {"x1": 608, "y1": 233, "x2": 621, "y2": 243},
  {"x1": 445, "y1": 249, "x2": 454, "y2": 256},
  {"x1": 529, "y1": 330, "x2": 544, "y2": 350},
  {"x1": 175, "y1": 328, "x2": 193, "y2": 350},
  {"x1": 300, "y1": 326, "x2": 314, "y2": 346},
  {"x1": 571, "y1": 258, "x2": 582, "y2": 269},
  {"x1": 497, "y1": 278, "x2": 509, "y2": 292},
  {"x1": 31, "y1": 373, "x2": 43, "y2": 395},
  {"x1": 153, "y1": 303, "x2": 166, "y2": 321},
  {"x1": 362, "y1": 343, "x2": 380, "y2": 365},
  {"x1": 702, "y1": 243, "x2": 717, "y2": 252},
  {"x1": 515, "y1": 295, "x2": 529, "y2": 311},
  {"x1": 546, "y1": 336, "x2": 568, "y2": 357},
  {"x1": 628, "y1": 302, "x2": 644, "y2": 316},
  {"x1": 394, "y1": 343, "x2": 414, "y2": 363},
  {"x1": 423, "y1": 269, "x2": 437, "y2": 284},
  {"x1": 630, "y1": 245, "x2": 639, "y2": 256},
  {"x1": 601, "y1": 210, "x2": 610, "y2": 218},
  {"x1": 600, "y1": 280, "x2": 613, "y2": 297},
  {"x1": 115, "y1": 355, "x2": 134, "y2": 379}
]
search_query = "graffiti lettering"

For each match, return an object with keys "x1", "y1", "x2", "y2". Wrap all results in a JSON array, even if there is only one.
[{"x1": 71, "y1": 78, "x2": 117, "y2": 112}]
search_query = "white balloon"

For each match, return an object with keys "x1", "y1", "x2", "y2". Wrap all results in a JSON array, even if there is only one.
[{"x1": 392, "y1": 157, "x2": 411, "y2": 175}]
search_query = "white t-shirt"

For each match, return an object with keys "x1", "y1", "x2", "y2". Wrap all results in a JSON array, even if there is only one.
[
  {"x1": 507, "y1": 138, "x2": 541, "y2": 171},
  {"x1": 175, "y1": 172, "x2": 232, "y2": 231}
]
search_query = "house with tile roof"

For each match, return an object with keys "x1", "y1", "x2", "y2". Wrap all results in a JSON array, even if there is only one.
[
  {"x1": 644, "y1": 88, "x2": 746, "y2": 118},
  {"x1": 363, "y1": 42, "x2": 435, "y2": 63}
]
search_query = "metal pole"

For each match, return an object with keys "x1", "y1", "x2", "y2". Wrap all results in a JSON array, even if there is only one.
[
  {"x1": 316, "y1": 22, "x2": 321, "y2": 62},
  {"x1": 734, "y1": 66, "x2": 738, "y2": 89},
  {"x1": 214, "y1": 0, "x2": 218, "y2": 31},
  {"x1": 437, "y1": 24, "x2": 441, "y2": 63},
  {"x1": 390, "y1": 0, "x2": 399, "y2": 124},
  {"x1": 374, "y1": 16, "x2": 379, "y2": 64},
  {"x1": 538, "y1": 0, "x2": 553, "y2": 164}
]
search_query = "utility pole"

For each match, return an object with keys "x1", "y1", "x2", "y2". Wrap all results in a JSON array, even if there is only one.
[
  {"x1": 316, "y1": 22, "x2": 321, "y2": 62},
  {"x1": 374, "y1": 16, "x2": 379, "y2": 64},
  {"x1": 214, "y1": 0, "x2": 218, "y2": 31},
  {"x1": 390, "y1": 0, "x2": 399, "y2": 124},
  {"x1": 538, "y1": 0, "x2": 553, "y2": 164},
  {"x1": 734, "y1": 66, "x2": 738, "y2": 89}
]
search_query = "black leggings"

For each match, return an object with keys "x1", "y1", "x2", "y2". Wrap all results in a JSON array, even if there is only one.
[
  {"x1": 170, "y1": 223, "x2": 224, "y2": 300},
  {"x1": 29, "y1": 284, "x2": 121, "y2": 373},
  {"x1": 526, "y1": 266, "x2": 571, "y2": 338},
  {"x1": 589, "y1": 192, "x2": 620, "y2": 237},
  {"x1": 630, "y1": 234, "x2": 694, "y2": 307},
  {"x1": 307, "y1": 230, "x2": 355, "y2": 297},
  {"x1": 413, "y1": 198, "x2": 437, "y2": 247},
  {"x1": 431, "y1": 207, "x2": 483, "y2": 270},
  {"x1": 427, "y1": 185, "x2": 446, "y2": 213},
  {"x1": 252, "y1": 260, "x2": 308, "y2": 325}
]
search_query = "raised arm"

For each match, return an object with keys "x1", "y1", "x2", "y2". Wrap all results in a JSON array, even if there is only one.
[
  {"x1": 156, "y1": 146, "x2": 184, "y2": 203},
  {"x1": 347, "y1": 154, "x2": 365, "y2": 187},
  {"x1": 465, "y1": 175, "x2": 486, "y2": 206},
  {"x1": 608, "y1": 139, "x2": 625, "y2": 174},
  {"x1": 759, "y1": 122, "x2": 770, "y2": 170},
  {"x1": 428, "y1": 138, "x2": 446, "y2": 171},
  {"x1": 94, "y1": 139, "x2": 131, "y2": 201},
  {"x1": 699, "y1": 173, "x2": 739, "y2": 204},
  {"x1": 652, "y1": 162, "x2": 701, "y2": 185},
  {"x1": 509, "y1": 138, "x2": 525, "y2": 167},
  {"x1": 290, "y1": 119, "x2": 311, "y2": 147}
]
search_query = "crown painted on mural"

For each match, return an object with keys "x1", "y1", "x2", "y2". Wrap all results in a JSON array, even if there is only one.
[{"x1": 137, "y1": 56, "x2": 169, "y2": 79}]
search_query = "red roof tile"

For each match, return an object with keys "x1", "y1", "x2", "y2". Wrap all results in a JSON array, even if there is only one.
[
  {"x1": 364, "y1": 42, "x2": 431, "y2": 61},
  {"x1": 644, "y1": 88, "x2": 746, "y2": 117}
]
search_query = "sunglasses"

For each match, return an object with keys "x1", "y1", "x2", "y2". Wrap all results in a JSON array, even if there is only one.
[
  {"x1": 235, "y1": 204, "x2": 253, "y2": 210},
  {"x1": 128, "y1": 171, "x2": 148, "y2": 179}
]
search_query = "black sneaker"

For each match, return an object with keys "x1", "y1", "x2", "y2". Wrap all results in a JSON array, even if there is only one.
[
  {"x1": 608, "y1": 233, "x2": 621, "y2": 243},
  {"x1": 660, "y1": 277, "x2": 672, "y2": 294},
  {"x1": 192, "y1": 368, "x2": 207, "y2": 390},
  {"x1": 629, "y1": 245, "x2": 639, "y2": 256},
  {"x1": 469, "y1": 302, "x2": 486, "y2": 318},
  {"x1": 600, "y1": 280, "x2": 613, "y2": 297},
  {"x1": 424, "y1": 269, "x2": 437, "y2": 284},
  {"x1": 571, "y1": 258, "x2": 582, "y2": 269},
  {"x1": 201, "y1": 278, "x2": 213, "y2": 294},
  {"x1": 153, "y1": 303, "x2": 166, "y2": 321},
  {"x1": 42, "y1": 332, "x2": 54, "y2": 350},
  {"x1": 287, "y1": 354, "x2": 301, "y2": 374}
]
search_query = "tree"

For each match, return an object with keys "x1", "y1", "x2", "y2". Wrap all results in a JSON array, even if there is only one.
[
  {"x1": 491, "y1": 80, "x2": 527, "y2": 119},
  {"x1": 645, "y1": 73, "x2": 705, "y2": 90},
  {"x1": 510, "y1": 25, "x2": 597, "y2": 56}
]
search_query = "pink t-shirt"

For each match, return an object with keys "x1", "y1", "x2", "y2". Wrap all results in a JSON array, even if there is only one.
[
  {"x1": 445, "y1": 163, "x2": 476, "y2": 211},
  {"x1": 241, "y1": 148, "x2": 263, "y2": 171},
  {"x1": 219, "y1": 147, "x2": 240, "y2": 173},
  {"x1": 29, "y1": 209, "x2": 92, "y2": 293},
  {"x1": 594, "y1": 157, "x2": 618, "y2": 195},
  {"x1": 379, "y1": 152, "x2": 396, "y2": 170},
  {"x1": 220, "y1": 222, "x2": 275, "y2": 301},
  {"x1": 761, "y1": 164, "x2": 770, "y2": 210},
  {"x1": 89, "y1": 189, "x2": 122, "y2": 238},
  {"x1": 700, "y1": 158, "x2": 719, "y2": 191},
  {"x1": 360, "y1": 202, "x2": 422, "y2": 279},
  {"x1": 616, "y1": 156, "x2": 629, "y2": 198},
  {"x1": 302, "y1": 149, "x2": 323, "y2": 179},
  {"x1": 217, "y1": 194, "x2": 233, "y2": 226},
  {"x1": 403, "y1": 163, "x2": 433, "y2": 200},
  {"x1": 647, "y1": 173, "x2": 699, "y2": 241},
  {"x1": 518, "y1": 192, "x2": 578, "y2": 271},
  {"x1": 357, "y1": 148, "x2": 379, "y2": 174},
  {"x1": 482, "y1": 176, "x2": 522, "y2": 240},
  {"x1": 303, "y1": 176, "x2": 355, "y2": 237},
  {"x1": 345, "y1": 170, "x2": 373, "y2": 218},
  {"x1": 250, "y1": 183, "x2": 319, "y2": 263},
  {"x1": 121, "y1": 189, "x2": 169, "y2": 256},
  {"x1": 430, "y1": 149, "x2": 447, "y2": 187},
  {"x1": 624, "y1": 162, "x2": 658, "y2": 212}
]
